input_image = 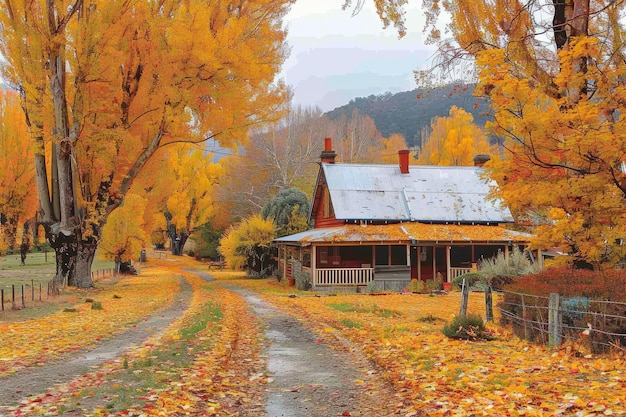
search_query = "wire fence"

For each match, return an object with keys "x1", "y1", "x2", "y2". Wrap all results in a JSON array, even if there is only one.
[
  {"x1": 499, "y1": 290, "x2": 626, "y2": 353},
  {"x1": 0, "y1": 279, "x2": 51, "y2": 311},
  {"x1": 1, "y1": 268, "x2": 116, "y2": 312}
]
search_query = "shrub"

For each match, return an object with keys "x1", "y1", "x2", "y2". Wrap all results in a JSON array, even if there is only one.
[
  {"x1": 408, "y1": 279, "x2": 424, "y2": 293},
  {"x1": 502, "y1": 266, "x2": 626, "y2": 300},
  {"x1": 442, "y1": 314, "x2": 494, "y2": 340},
  {"x1": 295, "y1": 271, "x2": 311, "y2": 291},
  {"x1": 452, "y1": 272, "x2": 485, "y2": 290},
  {"x1": 425, "y1": 274, "x2": 443, "y2": 292},
  {"x1": 500, "y1": 266, "x2": 626, "y2": 352},
  {"x1": 479, "y1": 246, "x2": 539, "y2": 289}
]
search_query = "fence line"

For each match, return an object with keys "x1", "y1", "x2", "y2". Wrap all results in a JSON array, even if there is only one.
[
  {"x1": 91, "y1": 268, "x2": 114, "y2": 281},
  {"x1": 1, "y1": 279, "x2": 49, "y2": 312},
  {"x1": 499, "y1": 290, "x2": 626, "y2": 353},
  {"x1": 1, "y1": 268, "x2": 114, "y2": 313}
]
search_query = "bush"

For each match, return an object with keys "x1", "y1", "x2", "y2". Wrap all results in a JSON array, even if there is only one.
[
  {"x1": 500, "y1": 266, "x2": 626, "y2": 352},
  {"x1": 425, "y1": 274, "x2": 443, "y2": 292},
  {"x1": 502, "y1": 266, "x2": 626, "y2": 300},
  {"x1": 442, "y1": 314, "x2": 494, "y2": 340},
  {"x1": 479, "y1": 246, "x2": 539, "y2": 289},
  {"x1": 295, "y1": 271, "x2": 311, "y2": 291},
  {"x1": 452, "y1": 272, "x2": 485, "y2": 290}
]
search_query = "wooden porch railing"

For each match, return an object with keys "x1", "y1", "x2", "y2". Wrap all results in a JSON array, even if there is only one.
[
  {"x1": 315, "y1": 268, "x2": 375, "y2": 286},
  {"x1": 450, "y1": 267, "x2": 472, "y2": 279}
]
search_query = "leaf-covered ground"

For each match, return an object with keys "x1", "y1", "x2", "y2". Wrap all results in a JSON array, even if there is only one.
[
  {"x1": 2, "y1": 259, "x2": 625, "y2": 416},
  {"x1": 0, "y1": 265, "x2": 179, "y2": 378},
  {"x1": 224, "y1": 275, "x2": 626, "y2": 416}
]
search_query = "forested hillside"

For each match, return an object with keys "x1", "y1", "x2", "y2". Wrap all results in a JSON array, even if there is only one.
[{"x1": 326, "y1": 84, "x2": 491, "y2": 148}]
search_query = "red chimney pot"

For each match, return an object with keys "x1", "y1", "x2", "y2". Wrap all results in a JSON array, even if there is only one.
[
  {"x1": 321, "y1": 137, "x2": 337, "y2": 163},
  {"x1": 399, "y1": 149, "x2": 410, "y2": 174}
]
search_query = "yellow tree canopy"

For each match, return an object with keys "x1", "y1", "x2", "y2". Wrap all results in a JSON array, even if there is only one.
[
  {"x1": 0, "y1": 0, "x2": 293, "y2": 285},
  {"x1": 0, "y1": 89, "x2": 37, "y2": 250},
  {"x1": 165, "y1": 145, "x2": 224, "y2": 249},
  {"x1": 418, "y1": 106, "x2": 491, "y2": 166},
  {"x1": 357, "y1": 0, "x2": 626, "y2": 267},
  {"x1": 99, "y1": 193, "x2": 148, "y2": 265},
  {"x1": 218, "y1": 214, "x2": 275, "y2": 269},
  {"x1": 377, "y1": 133, "x2": 417, "y2": 164}
]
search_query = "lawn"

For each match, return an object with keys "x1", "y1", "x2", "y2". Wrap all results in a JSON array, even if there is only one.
[{"x1": 0, "y1": 251, "x2": 116, "y2": 320}]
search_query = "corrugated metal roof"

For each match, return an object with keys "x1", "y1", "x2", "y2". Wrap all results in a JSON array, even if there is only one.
[
  {"x1": 274, "y1": 224, "x2": 531, "y2": 246},
  {"x1": 322, "y1": 163, "x2": 513, "y2": 223}
]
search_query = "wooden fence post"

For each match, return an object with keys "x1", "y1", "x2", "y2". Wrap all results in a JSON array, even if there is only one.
[
  {"x1": 31, "y1": 279, "x2": 35, "y2": 301},
  {"x1": 521, "y1": 294, "x2": 529, "y2": 340},
  {"x1": 1, "y1": 289, "x2": 4, "y2": 311},
  {"x1": 548, "y1": 292, "x2": 561, "y2": 347},
  {"x1": 12, "y1": 285, "x2": 15, "y2": 310},
  {"x1": 485, "y1": 286, "x2": 493, "y2": 322},
  {"x1": 39, "y1": 282, "x2": 42, "y2": 301},
  {"x1": 459, "y1": 278, "x2": 470, "y2": 316},
  {"x1": 21, "y1": 284, "x2": 25, "y2": 308}
]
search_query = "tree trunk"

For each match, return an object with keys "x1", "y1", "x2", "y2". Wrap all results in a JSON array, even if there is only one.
[
  {"x1": 50, "y1": 228, "x2": 77, "y2": 292},
  {"x1": 74, "y1": 239, "x2": 96, "y2": 288},
  {"x1": 170, "y1": 232, "x2": 188, "y2": 256}
]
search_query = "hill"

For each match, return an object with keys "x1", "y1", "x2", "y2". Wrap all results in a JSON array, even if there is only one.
[{"x1": 325, "y1": 84, "x2": 491, "y2": 148}]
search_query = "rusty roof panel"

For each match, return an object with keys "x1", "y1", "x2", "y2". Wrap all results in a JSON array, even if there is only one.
[
  {"x1": 274, "y1": 224, "x2": 531, "y2": 245},
  {"x1": 322, "y1": 163, "x2": 513, "y2": 223}
]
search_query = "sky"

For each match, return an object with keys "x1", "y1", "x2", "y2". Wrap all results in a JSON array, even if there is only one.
[{"x1": 279, "y1": 0, "x2": 436, "y2": 111}]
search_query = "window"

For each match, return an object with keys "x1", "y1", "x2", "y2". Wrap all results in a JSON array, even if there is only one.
[{"x1": 319, "y1": 246, "x2": 339, "y2": 265}]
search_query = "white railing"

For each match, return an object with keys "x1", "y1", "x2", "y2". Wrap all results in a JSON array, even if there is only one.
[
  {"x1": 450, "y1": 267, "x2": 472, "y2": 279},
  {"x1": 315, "y1": 268, "x2": 375, "y2": 286}
]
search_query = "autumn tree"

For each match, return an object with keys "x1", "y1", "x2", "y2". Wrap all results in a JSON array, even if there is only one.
[
  {"x1": 218, "y1": 214, "x2": 276, "y2": 275},
  {"x1": 377, "y1": 133, "x2": 417, "y2": 164},
  {"x1": 0, "y1": 89, "x2": 37, "y2": 251},
  {"x1": 417, "y1": 106, "x2": 491, "y2": 166},
  {"x1": 356, "y1": 0, "x2": 626, "y2": 267},
  {"x1": 331, "y1": 108, "x2": 382, "y2": 163},
  {"x1": 99, "y1": 193, "x2": 148, "y2": 273},
  {"x1": 0, "y1": 0, "x2": 292, "y2": 287},
  {"x1": 214, "y1": 104, "x2": 332, "y2": 220},
  {"x1": 261, "y1": 187, "x2": 310, "y2": 237},
  {"x1": 161, "y1": 145, "x2": 223, "y2": 256}
]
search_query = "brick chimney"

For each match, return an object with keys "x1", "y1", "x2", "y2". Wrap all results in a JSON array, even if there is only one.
[
  {"x1": 320, "y1": 137, "x2": 337, "y2": 163},
  {"x1": 473, "y1": 154, "x2": 491, "y2": 167},
  {"x1": 398, "y1": 149, "x2": 410, "y2": 174}
]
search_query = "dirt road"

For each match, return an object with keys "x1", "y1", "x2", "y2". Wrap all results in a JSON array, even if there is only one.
[{"x1": 0, "y1": 271, "x2": 396, "y2": 416}]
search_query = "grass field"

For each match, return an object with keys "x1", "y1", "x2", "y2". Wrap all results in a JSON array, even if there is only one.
[{"x1": 0, "y1": 251, "x2": 115, "y2": 321}]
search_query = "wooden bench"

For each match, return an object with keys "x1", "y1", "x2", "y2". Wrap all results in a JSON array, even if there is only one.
[{"x1": 208, "y1": 260, "x2": 226, "y2": 270}]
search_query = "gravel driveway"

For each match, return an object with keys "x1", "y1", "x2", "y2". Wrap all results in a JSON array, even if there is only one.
[{"x1": 0, "y1": 271, "x2": 397, "y2": 416}]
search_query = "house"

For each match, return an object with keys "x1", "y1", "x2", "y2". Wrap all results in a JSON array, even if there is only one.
[{"x1": 274, "y1": 138, "x2": 533, "y2": 290}]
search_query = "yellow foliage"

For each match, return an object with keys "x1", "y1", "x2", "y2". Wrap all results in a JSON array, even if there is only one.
[
  {"x1": 418, "y1": 106, "x2": 491, "y2": 166},
  {"x1": 219, "y1": 214, "x2": 275, "y2": 269},
  {"x1": 99, "y1": 193, "x2": 148, "y2": 263}
]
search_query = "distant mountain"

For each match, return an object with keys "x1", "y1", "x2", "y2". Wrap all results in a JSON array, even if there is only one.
[{"x1": 325, "y1": 84, "x2": 491, "y2": 148}]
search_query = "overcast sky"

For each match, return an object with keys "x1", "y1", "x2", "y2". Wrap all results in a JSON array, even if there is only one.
[{"x1": 279, "y1": 1, "x2": 436, "y2": 111}]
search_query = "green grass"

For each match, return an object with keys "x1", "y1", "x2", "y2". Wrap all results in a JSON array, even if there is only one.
[
  {"x1": 417, "y1": 314, "x2": 443, "y2": 323},
  {"x1": 63, "y1": 300, "x2": 224, "y2": 414},
  {"x1": 327, "y1": 302, "x2": 400, "y2": 318},
  {"x1": 0, "y1": 251, "x2": 115, "y2": 321},
  {"x1": 339, "y1": 318, "x2": 363, "y2": 329},
  {"x1": 0, "y1": 251, "x2": 115, "y2": 287}
]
